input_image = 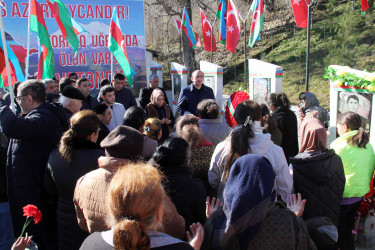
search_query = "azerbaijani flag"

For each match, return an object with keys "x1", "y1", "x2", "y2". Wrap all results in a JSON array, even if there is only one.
[
  {"x1": 71, "y1": 18, "x2": 86, "y2": 35},
  {"x1": 30, "y1": 0, "x2": 54, "y2": 79},
  {"x1": 108, "y1": 7, "x2": 135, "y2": 86},
  {"x1": 216, "y1": 0, "x2": 227, "y2": 45},
  {"x1": 174, "y1": 18, "x2": 201, "y2": 48},
  {"x1": 249, "y1": 0, "x2": 264, "y2": 48},
  {"x1": 0, "y1": 33, "x2": 25, "y2": 87},
  {"x1": 47, "y1": 0, "x2": 79, "y2": 53},
  {"x1": 182, "y1": 8, "x2": 198, "y2": 48}
]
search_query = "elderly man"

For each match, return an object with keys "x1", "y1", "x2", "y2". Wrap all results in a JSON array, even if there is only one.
[
  {"x1": 112, "y1": 73, "x2": 136, "y2": 109},
  {"x1": 177, "y1": 70, "x2": 215, "y2": 116},
  {"x1": 139, "y1": 74, "x2": 169, "y2": 109},
  {"x1": 77, "y1": 77, "x2": 99, "y2": 110},
  {"x1": 60, "y1": 85, "x2": 85, "y2": 121},
  {"x1": 0, "y1": 80, "x2": 66, "y2": 248},
  {"x1": 43, "y1": 79, "x2": 59, "y2": 94},
  {"x1": 100, "y1": 85, "x2": 126, "y2": 131}
]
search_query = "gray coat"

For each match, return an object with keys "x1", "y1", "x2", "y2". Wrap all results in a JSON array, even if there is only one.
[{"x1": 198, "y1": 118, "x2": 230, "y2": 146}]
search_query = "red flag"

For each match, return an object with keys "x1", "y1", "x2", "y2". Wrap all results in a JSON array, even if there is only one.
[
  {"x1": 226, "y1": 0, "x2": 241, "y2": 53},
  {"x1": 291, "y1": 0, "x2": 309, "y2": 28},
  {"x1": 361, "y1": 0, "x2": 369, "y2": 12},
  {"x1": 200, "y1": 9, "x2": 217, "y2": 52}
]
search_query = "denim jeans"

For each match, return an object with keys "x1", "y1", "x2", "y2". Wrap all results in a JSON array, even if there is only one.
[{"x1": 0, "y1": 202, "x2": 15, "y2": 250}]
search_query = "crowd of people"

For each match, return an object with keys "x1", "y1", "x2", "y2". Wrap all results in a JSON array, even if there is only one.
[{"x1": 0, "y1": 70, "x2": 374, "y2": 250}]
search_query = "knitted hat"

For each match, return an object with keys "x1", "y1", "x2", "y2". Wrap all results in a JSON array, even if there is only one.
[
  {"x1": 61, "y1": 85, "x2": 85, "y2": 100},
  {"x1": 225, "y1": 91, "x2": 249, "y2": 127},
  {"x1": 100, "y1": 125, "x2": 144, "y2": 160},
  {"x1": 93, "y1": 103, "x2": 109, "y2": 115}
]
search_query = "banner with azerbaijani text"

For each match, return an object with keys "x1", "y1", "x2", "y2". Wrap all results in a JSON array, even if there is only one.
[{"x1": 1, "y1": 0, "x2": 146, "y2": 94}]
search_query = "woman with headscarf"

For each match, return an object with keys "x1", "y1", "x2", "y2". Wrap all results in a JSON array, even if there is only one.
[
  {"x1": 290, "y1": 118, "x2": 345, "y2": 227},
  {"x1": 203, "y1": 154, "x2": 316, "y2": 249},
  {"x1": 145, "y1": 88, "x2": 174, "y2": 142}
]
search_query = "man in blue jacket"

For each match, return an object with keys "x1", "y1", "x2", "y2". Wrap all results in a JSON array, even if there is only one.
[
  {"x1": 177, "y1": 70, "x2": 215, "y2": 116},
  {"x1": 0, "y1": 80, "x2": 66, "y2": 249}
]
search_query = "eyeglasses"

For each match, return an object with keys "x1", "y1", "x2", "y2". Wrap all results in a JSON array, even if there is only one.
[{"x1": 15, "y1": 95, "x2": 28, "y2": 103}]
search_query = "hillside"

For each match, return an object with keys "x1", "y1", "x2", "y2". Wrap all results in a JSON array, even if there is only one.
[{"x1": 147, "y1": 0, "x2": 375, "y2": 110}]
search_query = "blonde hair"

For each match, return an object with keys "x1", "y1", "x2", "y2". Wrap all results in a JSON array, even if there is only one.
[
  {"x1": 107, "y1": 162, "x2": 165, "y2": 249},
  {"x1": 144, "y1": 118, "x2": 162, "y2": 140}
]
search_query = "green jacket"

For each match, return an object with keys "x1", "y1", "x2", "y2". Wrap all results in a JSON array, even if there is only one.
[{"x1": 331, "y1": 130, "x2": 375, "y2": 198}]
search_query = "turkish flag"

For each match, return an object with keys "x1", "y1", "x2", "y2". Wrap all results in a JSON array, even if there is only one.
[
  {"x1": 200, "y1": 9, "x2": 217, "y2": 52},
  {"x1": 361, "y1": 0, "x2": 369, "y2": 12},
  {"x1": 291, "y1": 0, "x2": 309, "y2": 28},
  {"x1": 226, "y1": 0, "x2": 241, "y2": 53}
]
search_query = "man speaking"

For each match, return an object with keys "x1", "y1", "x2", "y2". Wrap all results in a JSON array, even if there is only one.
[{"x1": 177, "y1": 70, "x2": 215, "y2": 116}]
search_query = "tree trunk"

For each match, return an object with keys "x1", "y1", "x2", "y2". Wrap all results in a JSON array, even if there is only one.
[{"x1": 182, "y1": 0, "x2": 196, "y2": 79}]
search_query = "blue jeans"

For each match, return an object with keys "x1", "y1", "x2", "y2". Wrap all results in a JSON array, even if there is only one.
[{"x1": 0, "y1": 202, "x2": 14, "y2": 250}]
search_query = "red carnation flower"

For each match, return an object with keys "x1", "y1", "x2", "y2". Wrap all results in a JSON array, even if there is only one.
[
  {"x1": 20, "y1": 204, "x2": 42, "y2": 237},
  {"x1": 225, "y1": 91, "x2": 249, "y2": 127}
]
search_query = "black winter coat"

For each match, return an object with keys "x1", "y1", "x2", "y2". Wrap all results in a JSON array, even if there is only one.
[
  {"x1": 272, "y1": 107, "x2": 299, "y2": 163},
  {"x1": 290, "y1": 150, "x2": 345, "y2": 226},
  {"x1": 163, "y1": 166, "x2": 206, "y2": 230},
  {"x1": 0, "y1": 100, "x2": 66, "y2": 237},
  {"x1": 45, "y1": 140, "x2": 104, "y2": 250}
]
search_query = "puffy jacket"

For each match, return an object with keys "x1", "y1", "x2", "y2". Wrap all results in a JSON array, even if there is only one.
[
  {"x1": 73, "y1": 156, "x2": 186, "y2": 239},
  {"x1": 330, "y1": 130, "x2": 375, "y2": 198},
  {"x1": 162, "y1": 165, "x2": 207, "y2": 229},
  {"x1": 272, "y1": 107, "x2": 299, "y2": 162},
  {"x1": 290, "y1": 150, "x2": 345, "y2": 226},
  {"x1": 209, "y1": 132, "x2": 292, "y2": 202},
  {"x1": 45, "y1": 140, "x2": 104, "y2": 249},
  {"x1": 0, "y1": 100, "x2": 66, "y2": 237}
]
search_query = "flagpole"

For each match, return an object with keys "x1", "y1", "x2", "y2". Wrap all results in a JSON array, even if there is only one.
[
  {"x1": 0, "y1": 13, "x2": 16, "y2": 112},
  {"x1": 110, "y1": 55, "x2": 113, "y2": 81},
  {"x1": 25, "y1": 0, "x2": 31, "y2": 80},
  {"x1": 244, "y1": 19, "x2": 248, "y2": 89},
  {"x1": 211, "y1": 18, "x2": 217, "y2": 63},
  {"x1": 305, "y1": 2, "x2": 311, "y2": 92}
]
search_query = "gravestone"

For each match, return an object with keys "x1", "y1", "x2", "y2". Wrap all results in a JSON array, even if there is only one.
[
  {"x1": 171, "y1": 62, "x2": 188, "y2": 114},
  {"x1": 200, "y1": 61, "x2": 223, "y2": 110},
  {"x1": 248, "y1": 59, "x2": 283, "y2": 105}
]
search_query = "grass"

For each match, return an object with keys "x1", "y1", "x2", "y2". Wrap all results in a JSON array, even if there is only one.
[{"x1": 223, "y1": 1, "x2": 375, "y2": 111}]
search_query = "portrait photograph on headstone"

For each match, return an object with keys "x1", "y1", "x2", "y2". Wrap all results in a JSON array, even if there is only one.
[
  {"x1": 253, "y1": 78, "x2": 271, "y2": 104},
  {"x1": 338, "y1": 92, "x2": 372, "y2": 133},
  {"x1": 173, "y1": 74, "x2": 182, "y2": 102},
  {"x1": 204, "y1": 77, "x2": 216, "y2": 94}
]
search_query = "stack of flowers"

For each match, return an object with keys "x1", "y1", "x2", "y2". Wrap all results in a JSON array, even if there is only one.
[{"x1": 324, "y1": 66, "x2": 375, "y2": 92}]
